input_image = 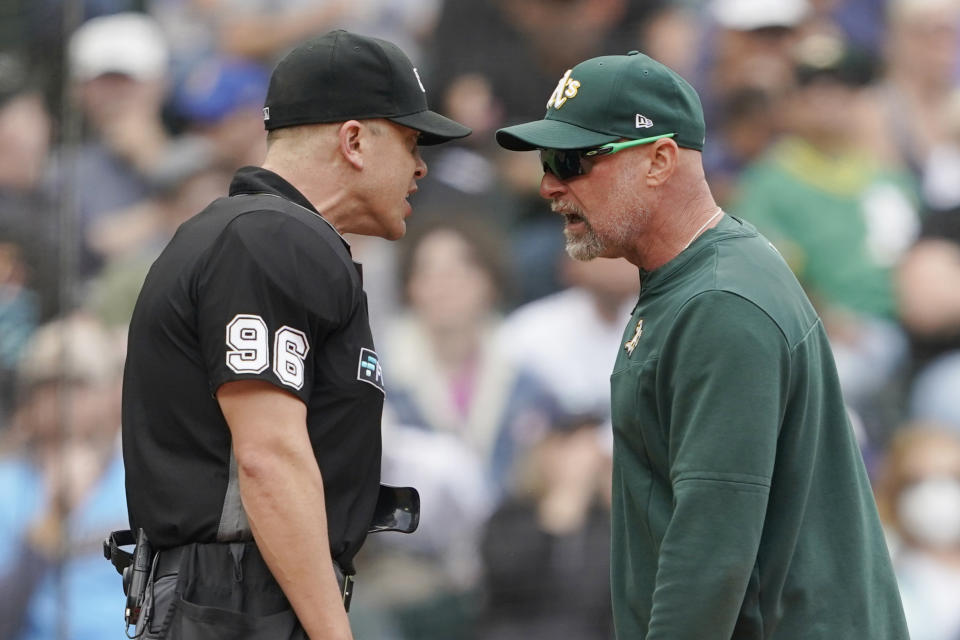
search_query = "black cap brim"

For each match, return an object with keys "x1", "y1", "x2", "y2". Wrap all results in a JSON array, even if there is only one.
[{"x1": 390, "y1": 110, "x2": 472, "y2": 146}]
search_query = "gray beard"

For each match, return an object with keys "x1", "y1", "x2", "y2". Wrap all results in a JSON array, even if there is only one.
[
  {"x1": 565, "y1": 203, "x2": 644, "y2": 262},
  {"x1": 564, "y1": 219, "x2": 605, "y2": 261}
]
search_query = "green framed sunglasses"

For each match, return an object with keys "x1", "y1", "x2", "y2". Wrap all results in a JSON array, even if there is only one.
[{"x1": 539, "y1": 132, "x2": 676, "y2": 181}]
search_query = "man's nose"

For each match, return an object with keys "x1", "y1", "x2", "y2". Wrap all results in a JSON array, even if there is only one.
[
  {"x1": 414, "y1": 149, "x2": 428, "y2": 179},
  {"x1": 539, "y1": 170, "x2": 567, "y2": 200}
]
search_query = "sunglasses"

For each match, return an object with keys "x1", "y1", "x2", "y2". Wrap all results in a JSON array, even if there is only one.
[{"x1": 539, "y1": 132, "x2": 676, "y2": 181}]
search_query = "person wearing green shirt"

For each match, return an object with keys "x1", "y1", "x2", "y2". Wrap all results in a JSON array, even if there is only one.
[
  {"x1": 495, "y1": 51, "x2": 909, "y2": 639},
  {"x1": 732, "y1": 39, "x2": 920, "y2": 422}
]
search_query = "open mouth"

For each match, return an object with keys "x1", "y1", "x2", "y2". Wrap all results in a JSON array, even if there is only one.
[{"x1": 552, "y1": 200, "x2": 585, "y2": 226}]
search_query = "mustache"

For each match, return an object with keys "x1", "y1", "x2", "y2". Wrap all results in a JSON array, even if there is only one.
[{"x1": 550, "y1": 200, "x2": 584, "y2": 216}]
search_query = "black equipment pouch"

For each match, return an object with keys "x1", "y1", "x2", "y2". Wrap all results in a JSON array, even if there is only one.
[
  {"x1": 103, "y1": 528, "x2": 154, "y2": 631},
  {"x1": 368, "y1": 484, "x2": 420, "y2": 534}
]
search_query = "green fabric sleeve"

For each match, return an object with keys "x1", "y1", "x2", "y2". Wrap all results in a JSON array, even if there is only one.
[{"x1": 645, "y1": 290, "x2": 791, "y2": 639}]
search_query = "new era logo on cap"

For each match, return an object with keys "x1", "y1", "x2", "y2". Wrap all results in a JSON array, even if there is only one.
[{"x1": 636, "y1": 114, "x2": 653, "y2": 128}]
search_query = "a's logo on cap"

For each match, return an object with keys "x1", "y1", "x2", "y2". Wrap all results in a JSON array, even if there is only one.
[
  {"x1": 635, "y1": 114, "x2": 653, "y2": 128},
  {"x1": 413, "y1": 67, "x2": 426, "y2": 93},
  {"x1": 263, "y1": 107, "x2": 270, "y2": 122},
  {"x1": 547, "y1": 69, "x2": 581, "y2": 110}
]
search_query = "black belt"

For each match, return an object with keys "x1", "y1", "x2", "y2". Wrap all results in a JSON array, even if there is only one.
[
  {"x1": 152, "y1": 544, "x2": 352, "y2": 607},
  {"x1": 154, "y1": 546, "x2": 185, "y2": 578},
  {"x1": 109, "y1": 484, "x2": 417, "y2": 586}
]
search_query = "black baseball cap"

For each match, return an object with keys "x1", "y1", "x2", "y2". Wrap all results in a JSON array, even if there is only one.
[{"x1": 263, "y1": 30, "x2": 471, "y2": 145}]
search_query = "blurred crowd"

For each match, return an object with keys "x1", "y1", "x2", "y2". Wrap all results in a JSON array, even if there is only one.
[{"x1": 0, "y1": 0, "x2": 959, "y2": 638}]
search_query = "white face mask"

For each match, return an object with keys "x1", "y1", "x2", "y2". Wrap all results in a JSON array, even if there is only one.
[{"x1": 897, "y1": 476, "x2": 960, "y2": 549}]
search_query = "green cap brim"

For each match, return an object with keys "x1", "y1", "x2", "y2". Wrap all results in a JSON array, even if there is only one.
[{"x1": 496, "y1": 118, "x2": 620, "y2": 151}]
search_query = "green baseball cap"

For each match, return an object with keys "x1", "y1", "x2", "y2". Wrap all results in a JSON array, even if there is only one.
[{"x1": 496, "y1": 51, "x2": 705, "y2": 152}]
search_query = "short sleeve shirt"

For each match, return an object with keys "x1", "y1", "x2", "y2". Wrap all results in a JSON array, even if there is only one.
[{"x1": 122, "y1": 167, "x2": 383, "y2": 571}]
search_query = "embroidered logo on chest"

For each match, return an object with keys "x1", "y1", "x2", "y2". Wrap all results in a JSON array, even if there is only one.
[{"x1": 624, "y1": 319, "x2": 643, "y2": 356}]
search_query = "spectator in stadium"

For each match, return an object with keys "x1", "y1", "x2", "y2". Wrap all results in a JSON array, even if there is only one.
[
  {"x1": 168, "y1": 56, "x2": 271, "y2": 171},
  {"x1": 497, "y1": 255, "x2": 638, "y2": 427},
  {"x1": 733, "y1": 32, "x2": 919, "y2": 432},
  {"x1": 920, "y1": 89, "x2": 960, "y2": 212},
  {"x1": 862, "y1": 0, "x2": 960, "y2": 190},
  {"x1": 351, "y1": 412, "x2": 494, "y2": 640},
  {"x1": 0, "y1": 314, "x2": 127, "y2": 640},
  {"x1": 367, "y1": 217, "x2": 562, "y2": 639},
  {"x1": 381, "y1": 215, "x2": 556, "y2": 498},
  {"x1": 874, "y1": 424, "x2": 960, "y2": 640},
  {"x1": 478, "y1": 417, "x2": 613, "y2": 640},
  {"x1": 702, "y1": 0, "x2": 811, "y2": 121},
  {"x1": 213, "y1": 0, "x2": 439, "y2": 66},
  {"x1": 0, "y1": 53, "x2": 58, "y2": 422},
  {"x1": 84, "y1": 163, "x2": 232, "y2": 329},
  {"x1": 896, "y1": 202, "x2": 960, "y2": 431},
  {"x1": 57, "y1": 12, "x2": 205, "y2": 278}
]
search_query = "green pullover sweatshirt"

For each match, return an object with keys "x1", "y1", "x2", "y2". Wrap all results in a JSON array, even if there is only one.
[{"x1": 609, "y1": 214, "x2": 908, "y2": 639}]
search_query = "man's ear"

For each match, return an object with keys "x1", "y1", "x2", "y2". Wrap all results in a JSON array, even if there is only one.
[
  {"x1": 646, "y1": 138, "x2": 678, "y2": 186},
  {"x1": 338, "y1": 120, "x2": 364, "y2": 170}
]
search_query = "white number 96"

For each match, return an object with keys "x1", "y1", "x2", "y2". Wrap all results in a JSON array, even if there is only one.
[{"x1": 226, "y1": 314, "x2": 310, "y2": 390}]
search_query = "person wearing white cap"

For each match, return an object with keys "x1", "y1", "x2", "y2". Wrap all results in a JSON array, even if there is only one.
[
  {"x1": 708, "y1": 0, "x2": 811, "y2": 99},
  {"x1": 710, "y1": 0, "x2": 811, "y2": 31},
  {"x1": 62, "y1": 12, "x2": 207, "y2": 281},
  {"x1": 67, "y1": 11, "x2": 173, "y2": 179},
  {"x1": 68, "y1": 12, "x2": 169, "y2": 83}
]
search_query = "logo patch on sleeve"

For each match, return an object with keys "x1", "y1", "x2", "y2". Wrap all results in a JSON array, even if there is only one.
[{"x1": 357, "y1": 348, "x2": 385, "y2": 393}]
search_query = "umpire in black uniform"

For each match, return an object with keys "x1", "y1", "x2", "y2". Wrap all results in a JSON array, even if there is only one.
[{"x1": 119, "y1": 30, "x2": 470, "y2": 639}]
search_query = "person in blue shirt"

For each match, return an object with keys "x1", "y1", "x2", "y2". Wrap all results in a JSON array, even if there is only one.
[{"x1": 0, "y1": 314, "x2": 127, "y2": 640}]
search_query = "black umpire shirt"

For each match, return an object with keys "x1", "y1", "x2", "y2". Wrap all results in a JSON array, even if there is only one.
[{"x1": 122, "y1": 166, "x2": 384, "y2": 573}]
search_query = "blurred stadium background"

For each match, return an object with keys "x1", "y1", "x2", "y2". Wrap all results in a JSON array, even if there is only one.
[{"x1": 1, "y1": 1, "x2": 960, "y2": 639}]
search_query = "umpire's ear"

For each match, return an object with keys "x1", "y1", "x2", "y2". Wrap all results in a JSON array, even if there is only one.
[{"x1": 338, "y1": 120, "x2": 365, "y2": 170}]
